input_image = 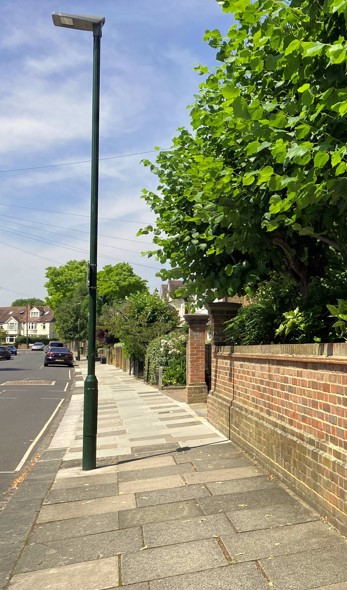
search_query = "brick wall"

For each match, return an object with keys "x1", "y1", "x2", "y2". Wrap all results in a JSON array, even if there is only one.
[{"x1": 207, "y1": 343, "x2": 347, "y2": 534}]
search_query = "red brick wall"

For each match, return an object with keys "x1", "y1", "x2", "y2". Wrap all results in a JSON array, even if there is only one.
[{"x1": 207, "y1": 343, "x2": 347, "y2": 534}]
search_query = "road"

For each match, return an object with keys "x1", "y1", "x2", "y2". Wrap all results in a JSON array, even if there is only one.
[{"x1": 0, "y1": 349, "x2": 74, "y2": 501}]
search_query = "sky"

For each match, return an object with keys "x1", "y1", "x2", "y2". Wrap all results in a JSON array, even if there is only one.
[{"x1": 0, "y1": 0, "x2": 231, "y2": 307}]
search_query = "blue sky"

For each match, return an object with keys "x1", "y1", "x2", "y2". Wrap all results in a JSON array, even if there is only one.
[{"x1": 0, "y1": 0, "x2": 230, "y2": 307}]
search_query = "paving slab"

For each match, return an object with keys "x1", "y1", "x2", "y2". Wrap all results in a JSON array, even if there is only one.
[
  {"x1": 118, "y1": 474, "x2": 185, "y2": 494},
  {"x1": 220, "y1": 520, "x2": 345, "y2": 562},
  {"x1": 119, "y1": 499, "x2": 204, "y2": 528},
  {"x1": 258, "y1": 544, "x2": 347, "y2": 589},
  {"x1": 29, "y1": 511, "x2": 120, "y2": 543},
  {"x1": 37, "y1": 493, "x2": 136, "y2": 523},
  {"x1": 198, "y1": 485, "x2": 298, "y2": 515},
  {"x1": 52, "y1": 472, "x2": 118, "y2": 489},
  {"x1": 43, "y1": 482, "x2": 118, "y2": 504},
  {"x1": 227, "y1": 501, "x2": 319, "y2": 531},
  {"x1": 8, "y1": 556, "x2": 119, "y2": 590},
  {"x1": 136, "y1": 483, "x2": 210, "y2": 507},
  {"x1": 182, "y1": 466, "x2": 262, "y2": 484},
  {"x1": 149, "y1": 563, "x2": 269, "y2": 590},
  {"x1": 143, "y1": 513, "x2": 236, "y2": 547},
  {"x1": 15, "y1": 526, "x2": 143, "y2": 572},
  {"x1": 205, "y1": 475, "x2": 277, "y2": 496},
  {"x1": 118, "y1": 463, "x2": 194, "y2": 482},
  {"x1": 121, "y1": 538, "x2": 227, "y2": 585},
  {"x1": 117, "y1": 456, "x2": 176, "y2": 471}
]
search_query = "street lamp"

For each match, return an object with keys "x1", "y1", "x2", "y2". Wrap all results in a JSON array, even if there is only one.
[{"x1": 52, "y1": 11, "x2": 105, "y2": 470}]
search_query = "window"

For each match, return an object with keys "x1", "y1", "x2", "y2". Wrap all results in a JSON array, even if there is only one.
[
  {"x1": 30, "y1": 311, "x2": 40, "y2": 318},
  {"x1": 8, "y1": 322, "x2": 16, "y2": 330},
  {"x1": 42, "y1": 323, "x2": 46, "y2": 330}
]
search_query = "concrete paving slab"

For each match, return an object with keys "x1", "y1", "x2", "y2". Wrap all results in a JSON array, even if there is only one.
[
  {"x1": 149, "y1": 563, "x2": 269, "y2": 590},
  {"x1": 136, "y1": 483, "x2": 210, "y2": 507},
  {"x1": 182, "y1": 465, "x2": 262, "y2": 485},
  {"x1": 15, "y1": 526, "x2": 143, "y2": 572},
  {"x1": 119, "y1": 499, "x2": 204, "y2": 528},
  {"x1": 227, "y1": 502, "x2": 319, "y2": 531},
  {"x1": 198, "y1": 486, "x2": 298, "y2": 515},
  {"x1": 52, "y1": 472, "x2": 118, "y2": 489},
  {"x1": 117, "y1": 456, "x2": 176, "y2": 471},
  {"x1": 121, "y1": 539, "x2": 227, "y2": 584},
  {"x1": 173, "y1": 443, "x2": 241, "y2": 463},
  {"x1": 37, "y1": 493, "x2": 136, "y2": 523},
  {"x1": 43, "y1": 482, "x2": 118, "y2": 504},
  {"x1": 8, "y1": 556, "x2": 119, "y2": 590},
  {"x1": 29, "y1": 512, "x2": 119, "y2": 543},
  {"x1": 189, "y1": 456, "x2": 251, "y2": 471},
  {"x1": 143, "y1": 513, "x2": 235, "y2": 547},
  {"x1": 55, "y1": 464, "x2": 119, "y2": 480},
  {"x1": 119, "y1": 474, "x2": 185, "y2": 494},
  {"x1": 118, "y1": 463, "x2": 194, "y2": 482},
  {"x1": 205, "y1": 475, "x2": 277, "y2": 496},
  {"x1": 259, "y1": 544, "x2": 347, "y2": 589},
  {"x1": 220, "y1": 520, "x2": 345, "y2": 563}
]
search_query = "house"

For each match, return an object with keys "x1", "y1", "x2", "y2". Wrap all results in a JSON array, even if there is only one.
[
  {"x1": 160, "y1": 280, "x2": 186, "y2": 324},
  {"x1": 0, "y1": 305, "x2": 56, "y2": 344}
]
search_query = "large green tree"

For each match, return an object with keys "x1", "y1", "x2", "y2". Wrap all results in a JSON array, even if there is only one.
[
  {"x1": 140, "y1": 0, "x2": 347, "y2": 304},
  {"x1": 45, "y1": 260, "x2": 88, "y2": 310},
  {"x1": 97, "y1": 263, "x2": 148, "y2": 306}
]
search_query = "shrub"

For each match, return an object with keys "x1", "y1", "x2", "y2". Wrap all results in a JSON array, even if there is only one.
[{"x1": 145, "y1": 330, "x2": 187, "y2": 386}]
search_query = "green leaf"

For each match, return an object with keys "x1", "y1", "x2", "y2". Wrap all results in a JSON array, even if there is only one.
[
  {"x1": 298, "y1": 83, "x2": 310, "y2": 93},
  {"x1": 242, "y1": 174, "x2": 255, "y2": 186},
  {"x1": 326, "y1": 43, "x2": 346, "y2": 65},
  {"x1": 335, "y1": 162, "x2": 347, "y2": 175},
  {"x1": 313, "y1": 152, "x2": 330, "y2": 169},
  {"x1": 257, "y1": 166, "x2": 274, "y2": 184},
  {"x1": 331, "y1": 152, "x2": 342, "y2": 167},
  {"x1": 233, "y1": 96, "x2": 250, "y2": 119},
  {"x1": 301, "y1": 41, "x2": 325, "y2": 57}
]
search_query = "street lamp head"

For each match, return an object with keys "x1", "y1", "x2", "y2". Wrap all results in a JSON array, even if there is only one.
[{"x1": 52, "y1": 12, "x2": 105, "y2": 33}]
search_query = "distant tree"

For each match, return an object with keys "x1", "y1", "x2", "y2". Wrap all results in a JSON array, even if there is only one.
[
  {"x1": 45, "y1": 260, "x2": 88, "y2": 310},
  {"x1": 97, "y1": 263, "x2": 148, "y2": 306},
  {"x1": 54, "y1": 283, "x2": 88, "y2": 342},
  {"x1": 11, "y1": 298, "x2": 45, "y2": 307}
]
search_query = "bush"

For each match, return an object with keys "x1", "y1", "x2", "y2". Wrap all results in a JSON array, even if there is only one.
[{"x1": 145, "y1": 330, "x2": 187, "y2": 386}]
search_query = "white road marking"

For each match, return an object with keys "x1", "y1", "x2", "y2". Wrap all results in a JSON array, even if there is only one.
[{"x1": 14, "y1": 398, "x2": 65, "y2": 472}]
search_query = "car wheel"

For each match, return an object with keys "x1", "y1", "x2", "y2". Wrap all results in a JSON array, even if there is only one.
[{"x1": 44, "y1": 363, "x2": 48, "y2": 367}]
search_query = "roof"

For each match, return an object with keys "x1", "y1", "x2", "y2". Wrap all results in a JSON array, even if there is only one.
[{"x1": 0, "y1": 306, "x2": 55, "y2": 324}]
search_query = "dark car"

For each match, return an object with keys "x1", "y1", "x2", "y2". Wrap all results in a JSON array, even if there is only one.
[
  {"x1": 6, "y1": 345, "x2": 17, "y2": 355},
  {"x1": 44, "y1": 347, "x2": 74, "y2": 367},
  {"x1": 44, "y1": 341, "x2": 65, "y2": 352},
  {"x1": 0, "y1": 345, "x2": 11, "y2": 360}
]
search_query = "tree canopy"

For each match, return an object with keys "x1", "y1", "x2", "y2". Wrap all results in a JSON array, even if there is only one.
[
  {"x1": 140, "y1": 0, "x2": 347, "y2": 304},
  {"x1": 97, "y1": 263, "x2": 148, "y2": 306},
  {"x1": 45, "y1": 260, "x2": 88, "y2": 310},
  {"x1": 11, "y1": 298, "x2": 46, "y2": 307}
]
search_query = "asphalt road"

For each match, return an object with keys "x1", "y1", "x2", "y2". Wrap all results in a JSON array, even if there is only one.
[{"x1": 0, "y1": 349, "x2": 74, "y2": 500}]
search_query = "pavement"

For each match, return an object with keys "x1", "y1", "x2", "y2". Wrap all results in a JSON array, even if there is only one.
[{"x1": 1, "y1": 360, "x2": 347, "y2": 590}]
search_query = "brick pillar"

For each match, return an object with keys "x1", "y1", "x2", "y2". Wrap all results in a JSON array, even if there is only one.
[
  {"x1": 207, "y1": 302, "x2": 241, "y2": 345},
  {"x1": 184, "y1": 313, "x2": 209, "y2": 404}
]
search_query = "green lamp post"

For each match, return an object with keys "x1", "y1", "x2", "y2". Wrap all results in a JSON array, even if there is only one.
[{"x1": 52, "y1": 12, "x2": 105, "y2": 470}]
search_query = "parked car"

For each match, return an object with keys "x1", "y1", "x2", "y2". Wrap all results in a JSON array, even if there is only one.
[
  {"x1": 6, "y1": 345, "x2": 17, "y2": 355},
  {"x1": 0, "y1": 345, "x2": 11, "y2": 360},
  {"x1": 31, "y1": 342, "x2": 45, "y2": 351},
  {"x1": 44, "y1": 341, "x2": 65, "y2": 352},
  {"x1": 44, "y1": 347, "x2": 74, "y2": 367}
]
